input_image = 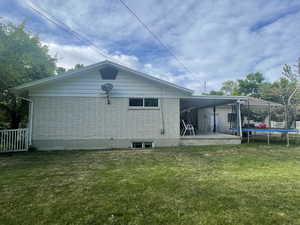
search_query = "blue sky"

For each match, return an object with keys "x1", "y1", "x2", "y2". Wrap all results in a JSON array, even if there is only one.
[{"x1": 1, "y1": 0, "x2": 300, "y2": 92}]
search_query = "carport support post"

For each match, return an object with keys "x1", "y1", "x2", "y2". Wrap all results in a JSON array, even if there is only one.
[
  {"x1": 247, "y1": 99, "x2": 250, "y2": 144},
  {"x1": 268, "y1": 103, "x2": 271, "y2": 145},
  {"x1": 213, "y1": 106, "x2": 216, "y2": 133},
  {"x1": 237, "y1": 100, "x2": 242, "y2": 138}
]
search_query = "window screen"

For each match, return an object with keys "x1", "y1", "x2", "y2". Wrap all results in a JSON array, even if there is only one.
[
  {"x1": 129, "y1": 98, "x2": 143, "y2": 107},
  {"x1": 144, "y1": 98, "x2": 158, "y2": 107}
]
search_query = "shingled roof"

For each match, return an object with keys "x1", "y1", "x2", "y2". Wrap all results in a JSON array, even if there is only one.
[{"x1": 241, "y1": 97, "x2": 282, "y2": 106}]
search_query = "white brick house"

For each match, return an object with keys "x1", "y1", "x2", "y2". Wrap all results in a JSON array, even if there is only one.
[{"x1": 13, "y1": 60, "x2": 243, "y2": 150}]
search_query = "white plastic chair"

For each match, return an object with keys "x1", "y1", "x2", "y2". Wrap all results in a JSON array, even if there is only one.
[{"x1": 181, "y1": 120, "x2": 195, "y2": 136}]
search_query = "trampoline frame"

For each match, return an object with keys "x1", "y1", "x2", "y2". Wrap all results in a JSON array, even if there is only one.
[{"x1": 229, "y1": 128, "x2": 299, "y2": 145}]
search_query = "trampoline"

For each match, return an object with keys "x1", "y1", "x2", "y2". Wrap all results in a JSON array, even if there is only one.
[
  {"x1": 230, "y1": 128, "x2": 299, "y2": 133},
  {"x1": 229, "y1": 127, "x2": 299, "y2": 145},
  {"x1": 229, "y1": 97, "x2": 299, "y2": 146}
]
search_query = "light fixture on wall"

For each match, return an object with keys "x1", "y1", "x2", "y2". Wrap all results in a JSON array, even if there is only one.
[{"x1": 101, "y1": 83, "x2": 113, "y2": 104}]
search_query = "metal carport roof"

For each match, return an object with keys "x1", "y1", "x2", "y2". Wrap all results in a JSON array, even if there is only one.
[{"x1": 180, "y1": 95, "x2": 247, "y2": 111}]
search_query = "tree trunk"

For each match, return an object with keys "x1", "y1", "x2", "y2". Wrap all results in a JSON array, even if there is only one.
[{"x1": 9, "y1": 111, "x2": 20, "y2": 129}]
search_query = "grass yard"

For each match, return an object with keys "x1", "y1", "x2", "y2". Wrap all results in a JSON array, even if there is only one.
[{"x1": 1, "y1": 145, "x2": 300, "y2": 225}]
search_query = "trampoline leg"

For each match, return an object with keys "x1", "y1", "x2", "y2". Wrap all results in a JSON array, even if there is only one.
[
  {"x1": 287, "y1": 133, "x2": 290, "y2": 147},
  {"x1": 267, "y1": 132, "x2": 270, "y2": 145}
]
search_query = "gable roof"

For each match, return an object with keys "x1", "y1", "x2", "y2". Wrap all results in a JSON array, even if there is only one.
[{"x1": 12, "y1": 60, "x2": 194, "y2": 95}]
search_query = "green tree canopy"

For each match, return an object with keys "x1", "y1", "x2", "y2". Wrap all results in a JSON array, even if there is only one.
[
  {"x1": 56, "y1": 67, "x2": 66, "y2": 74},
  {"x1": 259, "y1": 77, "x2": 297, "y2": 104},
  {"x1": 207, "y1": 73, "x2": 265, "y2": 97},
  {"x1": 74, "y1": 64, "x2": 84, "y2": 70},
  {"x1": 220, "y1": 80, "x2": 240, "y2": 96},
  {"x1": 237, "y1": 72, "x2": 265, "y2": 97},
  {"x1": 260, "y1": 60, "x2": 300, "y2": 129},
  {"x1": 0, "y1": 21, "x2": 57, "y2": 128},
  {"x1": 207, "y1": 90, "x2": 224, "y2": 95}
]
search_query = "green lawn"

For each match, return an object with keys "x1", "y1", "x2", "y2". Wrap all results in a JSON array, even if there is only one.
[{"x1": 1, "y1": 145, "x2": 300, "y2": 225}]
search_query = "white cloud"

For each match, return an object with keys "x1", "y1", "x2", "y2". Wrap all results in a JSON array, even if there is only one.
[
  {"x1": 11, "y1": 0, "x2": 300, "y2": 92},
  {"x1": 45, "y1": 42, "x2": 143, "y2": 70},
  {"x1": 44, "y1": 41, "x2": 186, "y2": 86},
  {"x1": 45, "y1": 42, "x2": 100, "y2": 69}
]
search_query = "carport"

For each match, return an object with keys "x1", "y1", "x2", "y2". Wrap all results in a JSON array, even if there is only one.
[{"x1": 180, "y1": 95, "x2": 246, "y2": 137}]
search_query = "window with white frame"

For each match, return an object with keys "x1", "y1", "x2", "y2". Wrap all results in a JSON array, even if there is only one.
[{"x1": 129, "y1": 98, "x2": 159, "y2": 108}]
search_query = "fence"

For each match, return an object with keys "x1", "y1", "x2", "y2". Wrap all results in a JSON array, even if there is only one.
[
  {"x1": 271, "y1": 121, "x2": 300, "y2": 129},
  {"x1": 0, "y1": 128, "x2": 29, "y2": 153}
]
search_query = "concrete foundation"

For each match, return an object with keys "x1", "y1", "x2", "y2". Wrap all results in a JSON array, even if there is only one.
[
  {"x1": 33, "y1": 138, "x2": 180, "y2": 150},
  {"x1": 33, "y1": 133, "x2": 240, "y2": 150},
  {"x1": 180, "y1": 133, "x2": 241, "y2": 146}
]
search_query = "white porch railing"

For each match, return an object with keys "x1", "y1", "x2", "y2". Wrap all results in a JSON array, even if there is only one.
[{"x1": 0, "y1": 128, "x2": 29, "y2": 153}]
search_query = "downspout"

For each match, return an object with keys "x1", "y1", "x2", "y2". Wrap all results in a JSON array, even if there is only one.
[
  {"x1": 19, "y1": 97, "x2": 33, "y2": 146},
  {"x1": 159, "y1": 86, "x2": 166, "y2": 135}
]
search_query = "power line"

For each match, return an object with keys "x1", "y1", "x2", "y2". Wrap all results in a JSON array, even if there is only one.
[
  {"x1": 25, "y1": 1, "x2": 199, "y2": 83},
  {"x1": 118, "y1": 0, "x2": 196, "y2": 75},
  {"x1": 25, "y1": 1, "x2": 113, "y2": 61}
]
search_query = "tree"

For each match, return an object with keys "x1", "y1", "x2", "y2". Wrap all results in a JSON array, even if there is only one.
[
  {"x1": 55, "y1": 64, "x2": 84, "y2": 75},
  {"x1": 220, "y1": 80, "x2": 240, "y2": 96},
  {"x1": 207, "y1": 90, "x2": 224, "y2": 95},
  {"x1": 237, "y1": 72, "x2": 265, "y2": 97},
  {"x1": 260, "y1": 59, "x2": 300, "y2": 131},
  {"x1": 56, "y1": 67, "x2": 66, "y2": 74},
  {"x1": 259, "y1": 77, "x2": 296, "y2": 104},
  {"x1": 74, "y1": 64, "x2": 84, "y2": 69},
  {"x1": 206, "y1": 73, "x2": 264, "y2": 97},
  {"x1": 0, "y1": 21, "x2": 57, "y2": 128},
  {"x1": 67, "y1": 64, "x2": 84, "y2": 72}
]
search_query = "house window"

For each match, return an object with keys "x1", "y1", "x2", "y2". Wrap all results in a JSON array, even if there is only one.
[
  {"x1": 132, "y1": 142, "x2": 154, "y2": 149},
  {"x1": 144, "y1": 98, "x2": 158, "y2": 107},
  {"x1": 129, "y1": 98, "x2": 143, "y2": 107},
  {"x1": 132, "y1": 142, "x2": 143, "y2": 149},
  {"x1": 144, "y1": 142, "x2": 153, "y2": 148},
  {"x1": 129, "y1": 98, "x2": 159, "y2": 108}
]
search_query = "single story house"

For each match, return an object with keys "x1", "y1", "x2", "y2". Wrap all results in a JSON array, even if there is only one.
[{"x1": 13, "y1": 60, "x2": 246, "y2": 150}]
